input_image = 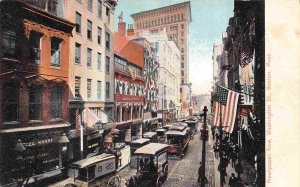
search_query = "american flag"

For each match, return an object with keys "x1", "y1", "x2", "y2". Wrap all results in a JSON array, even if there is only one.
[
  {"x1": 128, "y1": 67, "x2": 137, "y2": 80},
  {"x1": 213, "y1": 85, "x2": 240, "y2": 133},
  {"x1": 240, "y1": 50, "x2": 253, "y2": 68}
]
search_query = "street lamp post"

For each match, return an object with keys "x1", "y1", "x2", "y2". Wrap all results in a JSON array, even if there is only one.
[
  {"x1": 14, "y1": 139, "x2": 27, "y2": 187},
  {"x1": 200, "y1": 106, "x2": 208, "y2": 187},
  {"x1": 57, "y1": 133, "x2": 70, "y2": 169}
]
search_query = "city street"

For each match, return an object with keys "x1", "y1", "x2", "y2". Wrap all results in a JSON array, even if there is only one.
[
  {"x1": 0, "y1": 1, "x2": 266, "y2": 186},
  {"x1": 117, "y1": 121, "x2": 219, "y2": 187}
]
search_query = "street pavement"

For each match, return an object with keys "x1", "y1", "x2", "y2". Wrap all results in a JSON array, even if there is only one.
[
  {"x1": 50, "y1": 120, "x2": 239, "y2": 187},
  {"x1": 118, "y1": 121, "x2": 216, "y2": 187}
]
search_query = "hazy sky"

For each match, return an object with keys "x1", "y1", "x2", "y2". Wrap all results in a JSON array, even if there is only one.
[{"x1": 114, "y1": 0, "x2": 234, "y2": 95}]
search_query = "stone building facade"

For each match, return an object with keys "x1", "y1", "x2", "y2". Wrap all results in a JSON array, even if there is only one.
[{"x1": 131, "y1": 1, "x2": 191, "y2": 116}]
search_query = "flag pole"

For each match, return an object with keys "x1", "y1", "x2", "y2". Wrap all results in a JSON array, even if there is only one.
[{"x1": 219, "y1": 96, "x2": 224, "y2": 187}]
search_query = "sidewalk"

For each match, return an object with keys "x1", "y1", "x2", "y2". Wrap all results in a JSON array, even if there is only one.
[{"x1": 207, "y1": 125, "x2": 237, "y2": 187}]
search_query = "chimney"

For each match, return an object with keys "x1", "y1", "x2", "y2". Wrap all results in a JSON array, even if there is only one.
[
  {"x1": 127, "y1": 24, "x2": 134, "y2": 36},
  {"x1": 118, "y1": 11, "x2": 126, "y2": 36}
]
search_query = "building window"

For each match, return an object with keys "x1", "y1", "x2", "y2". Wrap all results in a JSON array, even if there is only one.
[
  {"x1": 105, "y1": 82, "x2": 110, "y2": 99},
  {"x1": 177, "y1": 14, "x2": 180, "y2": 21},
  {"x1": 2, "y1": 82, "x2": 19, "y2": 122},
  {"x1": 181, "y1": 70, "x2": 184, "y2": 76},
  {"x1": 181, "y1": 55, "x2": 184, "y2": 60},
  {"x1": 97, "y1": 27, "x2": 102, "y2": 45},
  {"x1": 88, "y1": 0, "x2": 93, "y2": 11},
  {"x1": 97, "y1": 81, "x2": 102, "y2": 100},
  {"x1": 3, "y1": 30, "x2": 17, "y2": 58},
  {"x1": 75, "y1": 76, "x2": 81, "y2": 98},
  {"x1": 181, "y1": 48, "x2": 184, "y2": 53},
  {"x1": 75, "y1": 43, "x2": 81, "y2": 63},
  {"x1": 75, "y1": 12, "x2": 81, "y2": 33},
  {"x1": 181, "y1": 63, "x2": 184, "y2": 68},
  {"x1": 98, "y1": 0, "x2": 102, "y2": 18},
  {"x1": 181, "y1": 31, "x2": 184, "y2": 37},
  {"x1": 181, "y1": 79, "x2": 184, "y2": 84},
  {"x1": 50, "y1": 37, "x2": 62, "y2": 67},
  {"x1": 105, "y1": 32, "x2": 110, "y2": 50},
  {"x1": 106, "y1": 7, "x2": 110, "y2": 24},
  {"x1": 97, "y1": 53, "x2": 102, "y2": 70},
  {"x1": 87, "y1": 48, "x2": 92, "y2": 67},
  {"x1": 180, "y1": 88, "x2": 182, "y2": 93},
  {"x1": 105, "y1": 56, "x2": 110, "y2": 73},
  {"x1": 181, "y1": 24, "x2": 184, "y2": 29},
  {"x1": 29, "y1": 31, "x2": 42, "y2": 64},
  {"x1": 87, "y1": 79, "x2": 92, "y2": 99},
  {"x1": 46, "y1": 0, "x2": 64, "y2": 17},
  {"x1": 51, "y1": 86, "x2": 62, "y2": 119},
  {"x1": 87, "y1": 20, "x2": 92, "y2": 40},
  {"x1": 181, "y1": 14, "x2": 184, "y2": 20},
  {"x1": 29, "y1": 85, "x2": 42, "y2": 120}
]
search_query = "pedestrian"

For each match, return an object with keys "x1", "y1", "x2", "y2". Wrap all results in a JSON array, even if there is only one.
[
  {"x1": 198, "y1": 162, "x2": 203, "y2": 182},
  {"x1": 228, "y1": 173, "x2": 239, "y2": 187},
  {"x1": 218, "y1": 163, "x2": 227, "y2": 184},
  {"x1": 211, "y1": 126, "x2": 215, "y2": 140},
  {"x1": 213, "y1": 143, "x2": 219, "y2": 159}
]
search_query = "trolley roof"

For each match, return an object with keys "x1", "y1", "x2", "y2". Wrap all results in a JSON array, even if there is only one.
[
  {"x1": 165, "y1": 130, "x2": 188, "y2": 136},
  {"x1": 69, "y1": 153, "x2": 115, "y2": 168},
  {"x1": 156, "y1": 128, "x2": 167, "y2": 132},
  {"x1": 143, "y1": 131, "x2": 157, "y2": 137},
  {"x1": 131, "y1": 138, "x2": 151, "y2": 144},
  {"x1": 134, "y1": 143, "x2": 169, "y2": 155}
]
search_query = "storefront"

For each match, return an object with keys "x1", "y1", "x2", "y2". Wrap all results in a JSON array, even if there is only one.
[{"x1": 0, "y1": 124, "x2": 70, "y2": 186}]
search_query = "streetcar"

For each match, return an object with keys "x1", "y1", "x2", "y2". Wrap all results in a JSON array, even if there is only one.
[
  {"x1": 125, "y1": 143, "x2": 169, "y2": 187},
  {"x1": 66, "y1": 153, "x2": 121, "y2": 187},
  {"x1": 129, "y1": 138, "x2": 151, "y2": 168},
  {"x1": 143, "y1": 131, "x2": 158, "y2": 143},
  {"x1": 166, "y1": 123, "x2": 190, "y2": 159}
]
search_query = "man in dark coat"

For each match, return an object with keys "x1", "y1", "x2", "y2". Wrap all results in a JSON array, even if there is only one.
[{"x1": 228, "y1": 173, "x2": 239, "y2": 187}]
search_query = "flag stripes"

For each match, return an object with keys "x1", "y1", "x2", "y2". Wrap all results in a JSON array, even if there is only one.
[
  {"x1": 213, "y1": 85, "x2": 240, "y2": 134},
  {"x1": 224, "y1": 90, "x2": 239, "y2": 133}
]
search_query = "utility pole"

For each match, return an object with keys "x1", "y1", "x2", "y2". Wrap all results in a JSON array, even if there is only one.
[{"x1": 201, "y1": 106, "x2": 208, "y2": 187}]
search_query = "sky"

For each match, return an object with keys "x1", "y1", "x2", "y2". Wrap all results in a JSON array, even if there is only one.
[{"x1": 114, "y1": 0, "x2": 234, "y2": 95}]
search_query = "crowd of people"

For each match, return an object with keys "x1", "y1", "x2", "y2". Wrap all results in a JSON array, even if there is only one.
[{"x1": 211, "y1": 126, "x2": 254, "y2": 187}]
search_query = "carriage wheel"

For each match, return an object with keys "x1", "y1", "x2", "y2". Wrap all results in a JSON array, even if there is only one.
[
  {"x1": 108, "y1": 175, "x2": 121, "y2": 187},
  {"x1": 163, "y1": 164, "x2": 169, "y2": 176},
  {"x1": 156, "y1": 176, "x2": 164, "y2": 187}
]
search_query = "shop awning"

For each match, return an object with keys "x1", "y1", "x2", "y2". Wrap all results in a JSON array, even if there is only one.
[{"x1": 0, "y1": 123, "x2": 70, "y2": 134}]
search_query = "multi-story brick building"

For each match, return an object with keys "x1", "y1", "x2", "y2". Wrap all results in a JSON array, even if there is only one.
[
  {"x1": 114, "y1": 19, "x2": 145, "y2": 143},
  {"x1": 0, "y1": 1, "x2": 74, "y2": 185},
  {"x1": 64, "y1": 0, "x2": 118, "y2": 158},
  {"x1": 131, "y1": 1, "x2": 192, "y2": 116}
]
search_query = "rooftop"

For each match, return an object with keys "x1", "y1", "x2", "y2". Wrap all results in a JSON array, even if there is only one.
[
  {"x1": 131, "y1": 1, "x2": 192, "y2": 22},
  {"x1": 134, "y1": 143, "x2": 169, "y2": 155}
]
